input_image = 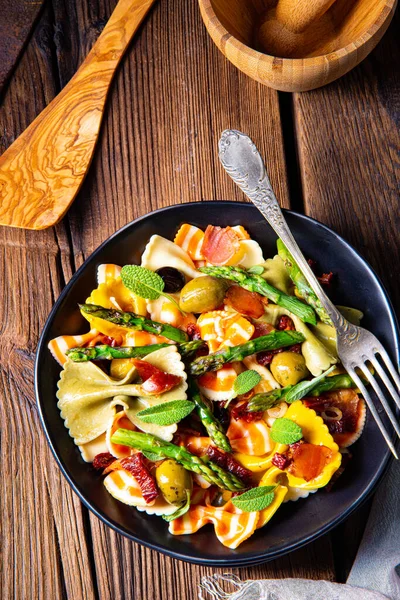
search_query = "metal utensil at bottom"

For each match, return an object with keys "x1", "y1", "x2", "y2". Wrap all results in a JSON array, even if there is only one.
[{"x1": 218, "y1": 129, "x2": 400, "y2": 458}]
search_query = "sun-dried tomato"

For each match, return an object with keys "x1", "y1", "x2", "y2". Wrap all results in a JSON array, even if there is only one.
[
  {"x1": 93, "y1": 452, "x2": 116, "y2": 471},
  {"x1": 290, "y1": 344, "x2": 302, "y2": 354},
  {"x1": 326, "y1": 420, "x2": 344, "y2": 434},
  {"x1": 225, "y1": 285, "x2": 265, "y2": 319},
  {"x1": 304, "y1": 390, "x2": 360, "y2": 435},
  {"x1": 272, "y1": 452, "x2": 292, "y2": 470},
  {"x1": 186, "y1": 323, "x2": 202, "y2": 340},
  {"x1": 307, "y1": 258, "x2": 334, "y2": 286},
  {"x1": 231, "y1": 401, "x2": 263, "y2": 423},
  {"x1": 251, "y1": 321, "x2": 275, "y2": 339},
  {"x1": 289, "y1": 440, "x2": 304, "y2": 452},
  {"x1": 131, "y1": 359, "x2": 181, "y2": 394},
  {"x1": 88, "y1": 333, "x2": 119, "y2": 348},
  {"x1": 120, "y1": 454, "x2": 159, "y2": 503},
  {"x1": 318, "y1": 272, "x2": 334, "y2": 286},
  {"x1": 207, "y1": 446, "x2": 252, "y2": 485},
  {"x1": 257, "y1": 347, "x2": 283, "y2": 365},
  {"x1": 277, "y1": 316, "x2": 295, "y2": 331},
  {"x1": 142, "y1": 371, "x2": 181, "y2": 394}
]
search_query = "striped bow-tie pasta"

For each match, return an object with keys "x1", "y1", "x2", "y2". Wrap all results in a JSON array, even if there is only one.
[
  {"x1": 147, "y1": 293, "x2": 196, "y2": 330},
  {"x1": 226, "y1": 418, "x2": 273, "y2": 456},
  {"x1": 197, "y1": 364, "x2": 238, "y2": 401},
  {"x1": 104, "y1": 468, "x2": 178, "y2": 516},
  {"x1": 169, "y1": 498, "x2": 259, "y2": 549},
  {"x1": 174, "y1": 223, "x2": 265, "y2": 269},
  {"x1": 197, "y1": 310, "x2": 255, "y2": 352},
  {"x1": 49, "y1": 328, "x2": 102, "y2": 366}
]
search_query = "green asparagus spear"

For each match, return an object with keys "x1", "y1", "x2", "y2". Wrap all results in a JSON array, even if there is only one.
[
  {"x1": 276, "y1": 239, "x2": 331, "y2": 325},
  {"x1": 111, "y1": 429, "x2": 246, "y2": 490},
  {"x1": 189, "y1": 378, "x2": 231, "y2": 452},
  {"x1": 79, "y1": 303, "x2": 188, "y2": 343},
  {"x1": 308, "y1": 373, "x2": 357, "y2": 395},
  {"x1": 247, "y1": 388, "x2": 287, "y2": 412},
  {"x1": 189, "y1": 330, "x2": 305, "y2": 376},
  {"x1": 66, "y1": 340, "x2": 204, "y2": 362},
  {"x1": 247, "y1": 374, "x2": 357, "y2": 412},
  {"x1": 199, "y1": 265, "x2": 316, "y2": 325}
]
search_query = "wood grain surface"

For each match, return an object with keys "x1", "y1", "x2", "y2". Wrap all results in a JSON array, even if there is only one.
[
  {"x1": 0, "y1": 0, "x2": 156, "y2": 231},
  {"x1": 0, "y1": 0, "x2": 398, "y2": 599}
]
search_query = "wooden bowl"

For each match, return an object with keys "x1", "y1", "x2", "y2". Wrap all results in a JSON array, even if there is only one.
[{"x1": 198, "y1": 0, "x2": 397, "y2": 92}]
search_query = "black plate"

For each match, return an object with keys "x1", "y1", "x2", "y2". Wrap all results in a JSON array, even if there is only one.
[{"x1": 35, "y1": 201, "x2": 399, "y2": 566}]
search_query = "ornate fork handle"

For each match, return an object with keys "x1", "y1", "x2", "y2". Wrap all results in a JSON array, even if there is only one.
[{"x1": 218, "y1": 129, "x2": 359, "y2": 343}]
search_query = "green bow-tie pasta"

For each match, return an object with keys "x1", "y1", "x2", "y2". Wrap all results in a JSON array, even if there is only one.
[
  {"x1": 257, "y1": 305, "x2": 338, "y2": 376},
  {"x1": 57, "y1": 346, "x2": 187, "y2": 445},
  {"x1": 122, "y1": 346, "x2": 188, "y2": 439},
  {"x1": 260, "y1": 255, "x2": 293, "y2": 295}
]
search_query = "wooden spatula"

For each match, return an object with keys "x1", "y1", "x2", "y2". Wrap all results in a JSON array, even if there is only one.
[{"x1": 0, "y1": 0, "x2": 156, "y2": 230}]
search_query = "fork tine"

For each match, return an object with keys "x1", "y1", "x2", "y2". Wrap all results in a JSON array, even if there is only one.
[
  {"x1": 358, "y1": 363, "x2": 400, "y2": 439},
  {"x1": 348, "y1": 368, "x2": 398, "y2": 459},
  {"x1": 370, "y1": 357, "x2": 400, "y2": 412},
  {"x1": 375, "y1": 346, "x2": 400, "y2": 392}
]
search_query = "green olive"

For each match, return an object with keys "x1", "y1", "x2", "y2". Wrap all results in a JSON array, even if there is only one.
[
  {"x1": 270, "y1": 351, "x2": 309, "y2": 386},
  {"x1": 155, "y1": 459, "x2": 193, "y2": 505},
  {"x1": 179, "y1": 276, "x2": 228, "y2": 313}
]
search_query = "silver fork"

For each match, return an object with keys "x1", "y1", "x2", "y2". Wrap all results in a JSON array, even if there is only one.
[{"x1": 218, "y1": 129, "x2": 400, "y2": 458}]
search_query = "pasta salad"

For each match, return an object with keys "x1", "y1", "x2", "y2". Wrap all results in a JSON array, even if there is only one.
[{"x1": 49, "y1": 223, "x2": 366, "y2": 549}]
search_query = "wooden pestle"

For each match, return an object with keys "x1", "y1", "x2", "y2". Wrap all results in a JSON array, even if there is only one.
[{"x1": 276, "y1": 0, "x2": 337, "y2": 33}]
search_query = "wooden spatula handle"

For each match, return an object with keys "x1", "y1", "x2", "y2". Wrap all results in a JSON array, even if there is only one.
[
  {"x1": 0, "y1": 0, "x2": 155, "y2": 230},
  {"x1": 276, "y1": 0, "x2": 337, "y2": 33}
]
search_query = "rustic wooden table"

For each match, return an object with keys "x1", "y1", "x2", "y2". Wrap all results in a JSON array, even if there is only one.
[{"x1": 1, "y1": 1, "x2": 399, "y2": 598}]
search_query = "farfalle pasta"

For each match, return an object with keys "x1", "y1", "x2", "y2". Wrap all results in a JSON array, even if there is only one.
[{"x1": 49, "y1": 223, "x2": 367, "y2": 549}]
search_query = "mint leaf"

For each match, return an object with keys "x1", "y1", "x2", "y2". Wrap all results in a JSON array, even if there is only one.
[
  {"x1": 285, "y1": 365, "x2": 336, "y2": 404},
  {"x1": 142, "y1": 451, "x2": 162, "y2": 462},
  {"x1": 270, "y1": 418, "x2": 303, "y2": 444},
  {"x1": 231, "y1": 486, "x2": 276, "y2": 512},
  {"x1": 137, "y1": 400, "x2": 194, "y2": 426},
  {"x1": 233, "y1": 370, "x2": 262, "y2": 397},
  {"x1": 163, "y1": 490, "x2": 191, "y2": 522},
  {"x1": 121, "y1": 264, "x2": 186, "y2": 314},
  {"x1": 121, "y1": 265, "x2": 164, "y2": 300},
  {"x1": 247, "y1": 265, "x2": 264, "y2": 275}
]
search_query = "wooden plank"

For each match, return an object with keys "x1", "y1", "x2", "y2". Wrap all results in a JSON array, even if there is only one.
[
  {"x1": 49, "y1": 0, "x2": 336, "y2": 597},
  {"x1": 0, "y1": 8, "x2": 96, "y2": 600},
  {"x1": 292, "y1": 8, "x2": 400, "y2": 585},
  {"x1": 293, "y1": 12, "x2": 400, "y2": 312},
  {"x1": 90, "y1": 518, "x2": 335, "y2": 600}
]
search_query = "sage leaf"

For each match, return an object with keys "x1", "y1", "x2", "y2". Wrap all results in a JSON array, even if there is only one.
[
  {"x1": 285, "y1": 365, "x2": 336, "y2": 404},
  {"x1": 233, "y1": 370, "x2": 262, "y2": 397},
  {"x1": 231, "y1": 485, "x2": 276, "y2": 512},
  {"x1": 270, "y1": 418, "x2": 303, "y2": 445},
  {"x1": 137, "y1": 400, "x2": 194, "y2": 426}
]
